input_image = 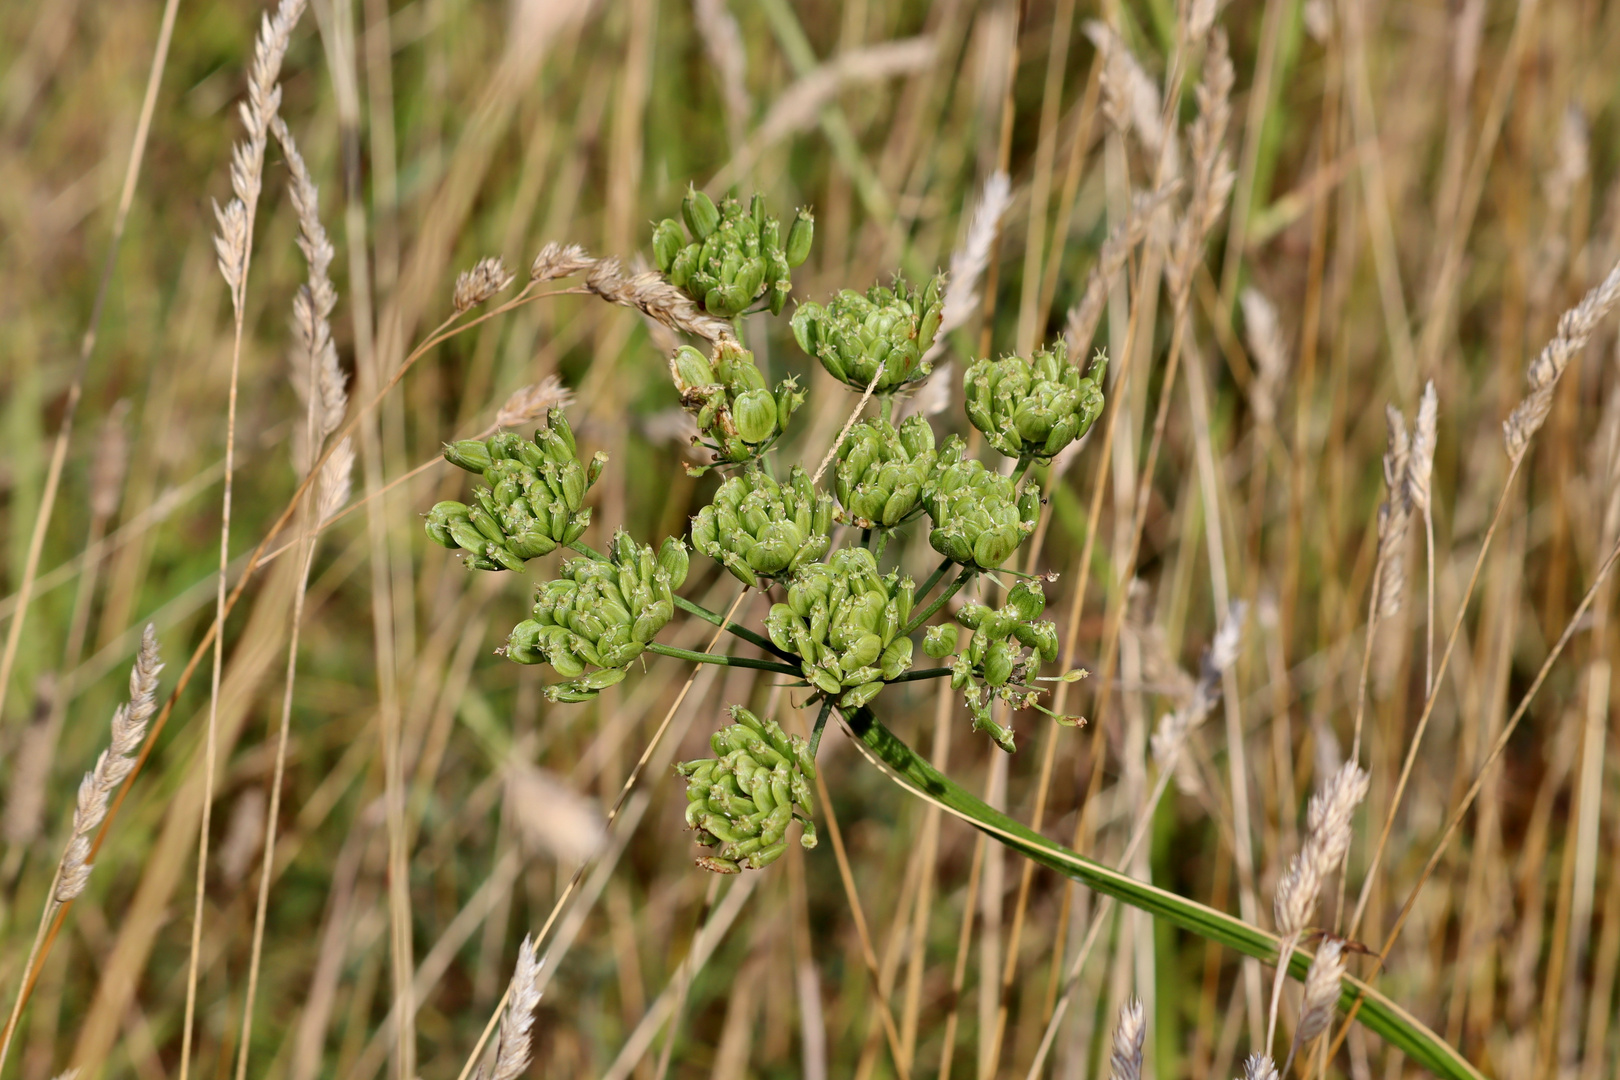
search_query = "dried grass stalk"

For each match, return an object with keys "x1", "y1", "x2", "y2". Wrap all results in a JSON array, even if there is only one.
[
  {"x1": 1240, "y1": 286, "x2": 1289, "y2": 428},
  {"x1": 1151, "y1": 600, "x2": 1247, "y2": 772},
  {"x1": 495, "y1": 376, "x2": 574, "y2": 431},
  {"x1": 921, "y1": 170, "x2": 1013, "y2": 365},
  {"x1": 1241, "y1": 1053, "x2": 1279, "y2": 1080},
  {"x1": 1166, "y1": 28, "x2": 1234, "y2": 302},
  {"x1": 57, "y1": 626, "x2": 163, "y2": 901},
  {"x1": 530, "y1": 242, "x2": 739, "y2": 343},
  {"x1": 1296, "y1": 939, "x2": 1346, "y2": 1044},
  {"x1": 1504, "y1": 258, "x2": 1620, "y2": 462},
  {"x1": 1107, "y1": 998, "x2": 1146, "y2": 1080},
  {"x1": 1274, "y1": 762, "x2": 1370, "y2": 937},
  {"x1": 1375, "y1": 405, "x2": 1413, "y2": 618},
  {"x1": 1065, "y1": 183, "x2": 1179, "y2": 356},
  {"x1": 474, "y1": 935, "x2": 545, "y2": 1080}
]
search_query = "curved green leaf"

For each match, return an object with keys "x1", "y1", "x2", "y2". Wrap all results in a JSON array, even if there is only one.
[{"x1": 844, "y1": 710, "x2": 1483, "y2": 1080}]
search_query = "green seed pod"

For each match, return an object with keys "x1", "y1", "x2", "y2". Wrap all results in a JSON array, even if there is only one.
[
  {"x1": 671, "y1": 345, "x2": 717, "y2": 392},
  {"x1": 682, "y1": 185, "x2": 721, "y2": 241},
  {"x1": 652, "y1": 218, "x2": 685, "y2": 272},
  {"x1": 785, "y1": 207, "x2": 815, "y2": 267},
  {"x1": 732, "y1": 389, "x2": 778, "y2": 445},
  {"x1": 443, "y1": 440, "x2": 494, "y2": 474},
  {"x1": 924, "y1": 623, "x2": 960, "y2": 659},
  {"x1": 1007, "y1": 580, "x2": 1046, "y2": 622},
  {"x1": 791, "y1": 273, "x2": 945, "y2": 394}
]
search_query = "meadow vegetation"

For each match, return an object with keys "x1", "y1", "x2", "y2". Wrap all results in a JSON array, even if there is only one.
[{"x1": 2, "y1": 1, "x2": 1619, "y2": 1078}]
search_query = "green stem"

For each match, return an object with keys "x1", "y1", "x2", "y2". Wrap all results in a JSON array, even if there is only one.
[
  {"x1": 671, "y1": 595, "x2": 794, "y2": 662},
  {"x1": 807, "y1": 696, "x2": 835, "y2": 757},
  {"x1": 912, "y1": 557, "x2": 954, "y2": 607},
  {"x1": 900, "y1": 567, "x2": 975, "y2": 638},
  {"x1": 873, "y1": 531, "x2": 889, "y2": 561},
  {"x1": 842, "y1": 709, "x2": 1484, "y2": 1080},
  {"x1": 886, "y1": 667, "x2": 952, "y2": 684},
  {"x1": 646, "y1": 642, "x2": 798, "y2": 677},
  {"x1": 1009, "y1": 456, "x2": 1033, "y2": 485}
]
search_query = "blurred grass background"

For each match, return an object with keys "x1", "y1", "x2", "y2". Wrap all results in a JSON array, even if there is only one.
[{"x1": 2, "y1": 0, "x2": 1620, "y2": 1078}]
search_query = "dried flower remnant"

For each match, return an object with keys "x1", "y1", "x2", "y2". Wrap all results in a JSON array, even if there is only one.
[{"x1": 453, "y1": 257, "x2": 517, "y2": 313}]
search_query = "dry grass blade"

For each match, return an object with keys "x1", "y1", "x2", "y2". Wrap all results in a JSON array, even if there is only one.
[{"x1": 0, "y1": 627, "x2": 162, "y2": 1073}]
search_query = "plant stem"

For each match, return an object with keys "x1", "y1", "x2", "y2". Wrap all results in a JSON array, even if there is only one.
[
  {"x1": 886, "y1": 667, "x2": 953, "y2": 684},
  {"x1": 900, "y1": 568, "x2": 975, "y2": 637},
  {"x1": 645, "y1": 642, "x2": 798, "y2": 676},
  {"x1": 912, "y1": 557, "x2": 955, "y2": 608},
  {"x1": 808, "y1": 696, "x2": 836, "y2": 757},
  {"x1": 1009, "y1": 457, "x2": 1032, "y2": 485},
  {"x1": 838, "y1": 709, "x2": 1482, "y2": 1080},
  {"x1": 671, "y1": 595, "x2": 792, "y2": 661}
]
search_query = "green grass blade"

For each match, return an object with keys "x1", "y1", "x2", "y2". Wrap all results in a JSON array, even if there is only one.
[{"x1": 844, "y1": 710, "x2": 1483, "y2": 1080}]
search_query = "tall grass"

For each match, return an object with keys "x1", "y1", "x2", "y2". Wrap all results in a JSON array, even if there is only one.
[{"x1": 2, "y1": 1, "x2": 1620, "y2": 1079}]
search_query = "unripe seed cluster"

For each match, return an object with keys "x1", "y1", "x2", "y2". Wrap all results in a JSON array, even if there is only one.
[
  {"x1": 503, "y1": 530, "x2": 689, "y2": 702},
  {"x1": 677, "y1": 707, "x2": 818, "y2": 873},
  {"x1": 833, "y1": 415, "x2": 937, "y2": 528},
  {"x1": 944, "y1": 581, "x2": 1063, "y2": 751},
  {"x1": 766, "y1": 548, "x2": 916, "y2": 710},
  {"x1": 966, "y1": 341, "x2": 1108, "y2": 461},
  {"x1": 691, "y1": 466, "x2": 833, "y2": 587},
  {"x1": 654, "y1": 187, "x2": 812, "y2": 319},
  {"x1": 921, "y1": 438, "x2": 1042, "y2": 570},
  {"x1": 791, "y1": 274, "x2": 945, "y2": 393},
  {"x1": 426, "y1": 409, "x2": 601, "y2": 571},
  {"x1": 670, "y1": 340, "x2": 804, "y2": 471}
]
